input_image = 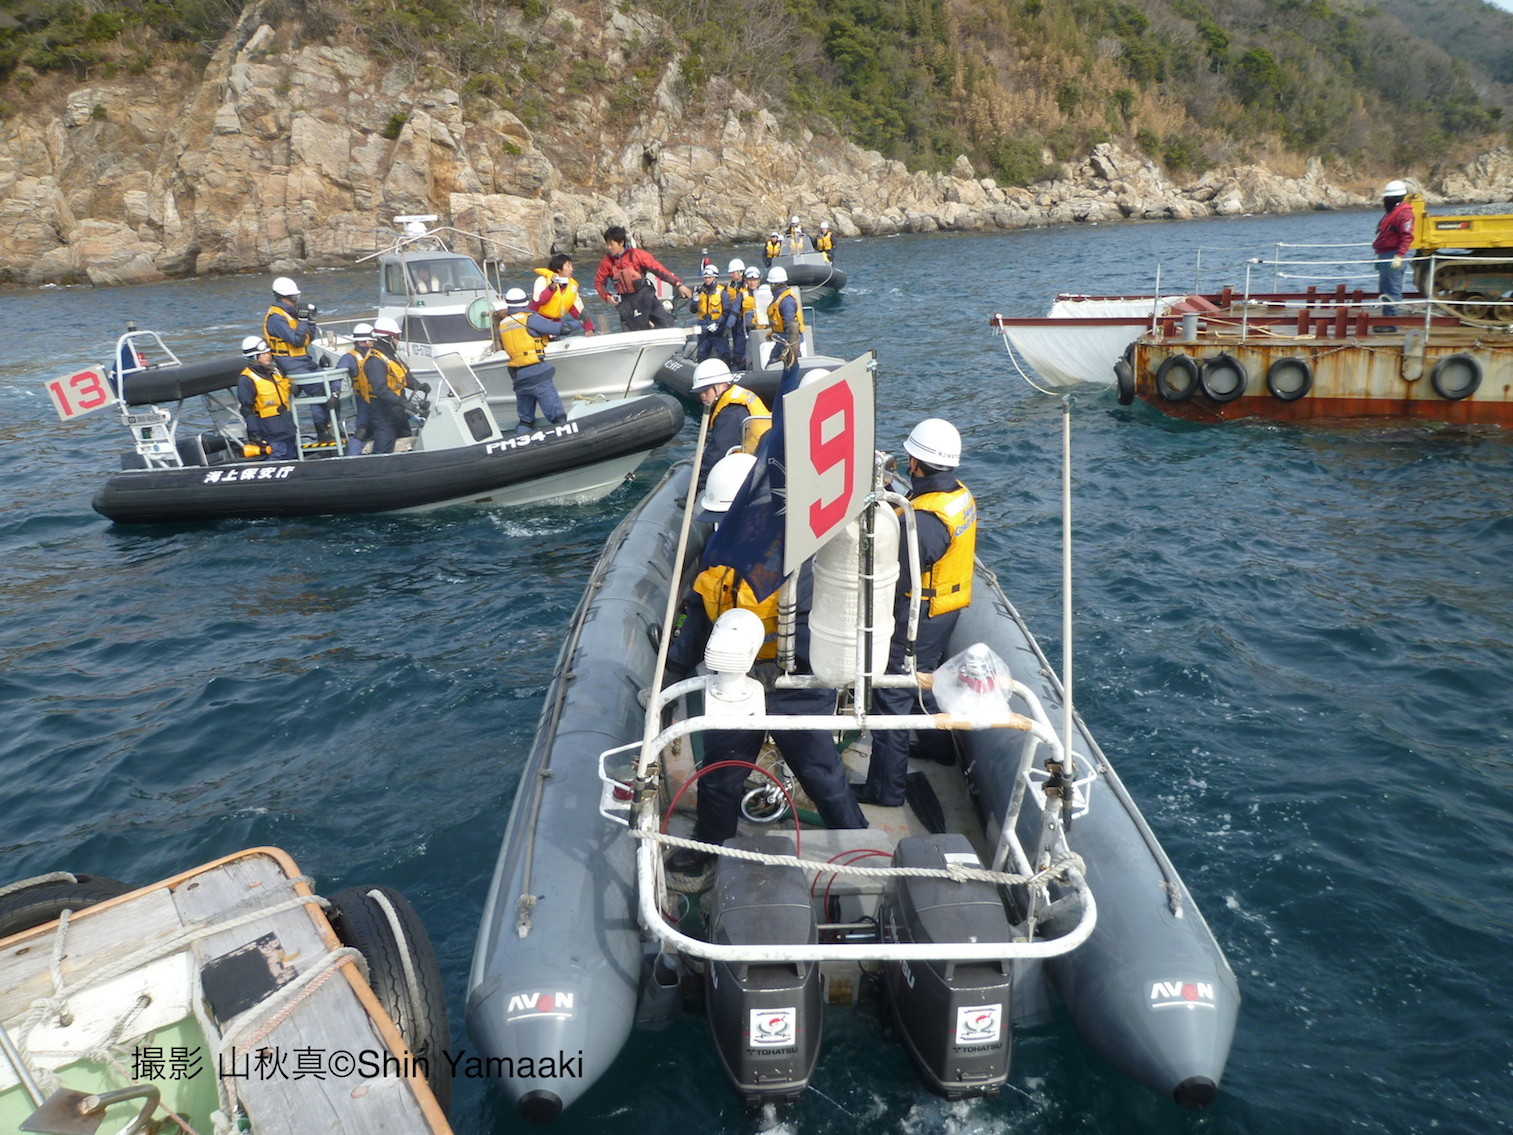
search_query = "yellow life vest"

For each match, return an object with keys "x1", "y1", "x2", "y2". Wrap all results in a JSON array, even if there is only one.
[
  {"x1": 907, "y1": 484, "x2": 977, "y2": 615},
  {"x1": 711, "y1": 384, "x2": 768, "y2": 429},
  {"x1": 764, "y1": 239, "x2": 782, "y2": 259},
  {"x1": 242, "y1": 366, "x2": 290, "y2": 417},
  {"x1": 263, "y1": 303, "x2": 310, "y2": 359},
  {"x1": 694, "y1": 284, "x2": 725, "y2": 322},
  {"x1": 724, "y1": 284, "x2": 752, "y2": 318},
  {"x1": 497, "y1": 311, "x2": 548, "y2": 367},
  {"x1": 814, "y1": 232, "x2": 834, "y2": 255},
  {"x1": 533, "y1": 269, "x2": 580, "y2": 321},
  {"x1": 363, "y1": 347, "x2": 410, "y2": 397},
  {"x1": 693, "y1": 565, "x2": 782, "y2": 660},
  {"x1": 767, "y1": 287, "x2": 805, "y2": 336}
]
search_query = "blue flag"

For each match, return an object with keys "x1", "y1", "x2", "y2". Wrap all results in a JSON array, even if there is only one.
[{"x1": 702, "y1": 359, "x2": 803, "y2": 600}]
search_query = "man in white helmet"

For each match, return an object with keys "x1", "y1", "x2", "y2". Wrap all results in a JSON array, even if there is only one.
[
  {"x1": 724, "y1": 259, "x2": 753, "y2": 364},
  {"x1": 494, "y1": 287, "x2": 568, "y2": 435},
  {"x1": 689, "y1": 358, "x2": 768, "y2": 491},
  {"x1": 857, "y1": 418, "x2": 977, "y2": 808},
  {"x1": 263, "y1": 276, "x2": 335, "y2": 441},
  {"x1": 362, "y1": 317, "x2": 431, "y2": 453},
  {"x1": 338, "y1": 324, "x2": 375, "y2": 455},
  {"x1": 1372, "y1": 179, "x2": 1415, "y2": 331},
  {"x1": 813, "y1": 220, "x2": 835, "y2": 261},
  {"x1": 663, "y1": 451, "x2": 867, "y2": 879},
  {"x1": 691, "y1": 264, "x2": 731, "y2": 364},
  {"x1": 764, "y1": 265, "x2": 803, "y2": 367},
  {"x1": 762, "y1": 231, "x2": 782, "y2": 270},
  {"x1": 235, "y1": 336, "x2": 296, "y2": 460}
]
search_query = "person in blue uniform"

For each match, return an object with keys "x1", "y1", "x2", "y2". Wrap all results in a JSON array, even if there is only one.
[
  {"x1": 764, "y1": 265, "x2": 803, "y2": 366},
  {"x1": 762, "y1": 231, "x2": 782, "y2": 269},
  {"x1": 664, "y1": 452, "x2": 867, "y2": 877},
  {"x1": 691, "y1": 264, "x2": 731, "y2": 363},
  {"x1": 494, "y1": 288, "x2": 567, "y2": 435},
  {"x1": 689, "y1": 358, "x2": 768, "y2": 491},
  {"x1": 338, "y1": 323, "x2": 374, "y2": 455},
  {"x1": 813, "y1": 221, "x2": 835, "y2": 261},
  {"x1": 858, "y1": 418, "x2": 977, "y2": 807},
  {"x1": 263, "y1": 276, "x2": 336, "y2": 442},
  {"x1": 235, "y1": 336, "x2": 297, "y2": 460},
  {"x1": 362, "y1": 317, "x2": 429, "y2": 454},
  {"x1": 724, "y1": 259, "x2": 752, "y2": 368}
]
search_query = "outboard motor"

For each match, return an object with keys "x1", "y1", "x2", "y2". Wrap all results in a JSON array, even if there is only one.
[
  {"x1": 704, "y1": 835, "x2": 822, "y2": 1105},
  {"x1": 880, "y1": 833, "x2": 1014, "y2": 1099}
]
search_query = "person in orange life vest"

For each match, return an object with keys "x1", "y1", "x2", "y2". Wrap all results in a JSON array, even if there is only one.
[
  {"x1": 337, "y1": 323, "x2": 375, "y2": 455},
  {"x1": 688, "y1": 358, "x2": 768, "y2": 491},
  {"x1": 495, "y1": 288, "x2": 567, "y2": 436},
  {"x1": 764, "y1": 265, "x2": 804, "y2": 366},
  {"x1": 762, "y1": 231, "x2": 782, "y2": 269},
  {"x1": 362, "y1": 317, "x2": 430, "y2": 454},
  {"x1": 263, "y1": 276, "x2": 338, "y2": 442},
  {"x1": 592, "y1": 225, "x2": 692, "y2": 331},
  {"x1": 531, "y1": 253, "x2": 596, "y2": 337},
  {"x1": 782, "y1": 215, "x2": 807, "y2": 257},
  {"x1": 813, "y1": 221, "x2": 835, "y2": 261},
  {"x1": 858, "y1": 418, "x2": 977, "y2": 808},
  {"x1": 724, "y1": 259, "x2": 753, "y2": 366},
  {"x1": 662, "y1": 452, "x2": 867, "y2": 876},
  {"x1": 235, "y1": 336, "x2": 297, "y2": 460},
  {"x1": 1373, "y1": 179, "x2": 1415, "y2": 325},
  {"x1": 691, "y1": 264, "x2": 732, "y2": 364}
]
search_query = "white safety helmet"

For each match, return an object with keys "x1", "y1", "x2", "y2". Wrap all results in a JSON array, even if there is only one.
[
  {"x1": 790, "y1": 215, "x2": 800, "y2": 225},
  {"x1": 271, "y1": 276, "x2": 300, "y2": 297},
  {"x1": 798, "y1": 367, "x2": 833, "y2": 388},
  {"x1": 241, "y1": 335, "x2": 270, "y2": 357},
  {"x1": 1383, "y1": 179, "x2": 1408, "y2": 198},
  {"x1": 728, "y1": 258, "x2": 745, "y2": 274},
  {"x1": 819, "y1": 221, "x2": 830, "y2": 231},
  {"x1": 769, "y1": 231, "x2": 780, "y2": 239},
  {"x1": 767, "y1": 266, "x2": 788, "y2": 286},
  {"x1": 904, "y1": 418, "x2": 962, "y2": 469},
  {"x1": 744, "y1": 266, "x2": 762, "y2": 280},
  {"x1": 690, "y1": 358, "x2": 734, "y2": 391},
  {"x1": 372, "y1": 316, "x2": 402, "y2": 337},
  {"x1": 504, "y1": 287, "x2": 530, "y2": 307},
  {"x1": 701, "y1": 264, "x2": 719, "y2": 277},
  {"x1": 352, "y1": 323, "x2": 374, "y2": 341},
  {"x1": 697, "y1": 452, "x2": 758, "y2": 522}
]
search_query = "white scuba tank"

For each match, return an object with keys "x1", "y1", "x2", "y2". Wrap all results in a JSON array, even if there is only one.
[{"x1": 809, "y1": 501, "x2": 900, "y2": 685}]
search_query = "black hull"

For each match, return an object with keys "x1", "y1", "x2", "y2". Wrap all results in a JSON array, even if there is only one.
[
  {"x1": 657, "y1": 348, "x2": 844, "y2": 405},
  {"x1": 92, "y1": 395, "x2": 685, "y2": 524}
]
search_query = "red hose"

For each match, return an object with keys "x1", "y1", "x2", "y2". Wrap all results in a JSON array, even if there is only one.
[{"x1": 662, "y1": 759, "x2": 804, "y2": 855}]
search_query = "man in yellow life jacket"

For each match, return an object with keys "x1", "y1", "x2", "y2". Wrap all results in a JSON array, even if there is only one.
[
  {"x1": 783, "y1": 215, "x2": 807, "y2": 257},
  {"x1": 263, "y1": 276, "x2": 337, "y2": 442},
  {"x1": 858, "y1": 418, "x2": 977, "y2": 808},
  {"x1": 530, "y1": 253, "x2": 596, "y2": 337},
  {"x1": 764, "y1": 265, "x2": 804, "y2": 367},
  {"x1": 762, "y1": 231, "x2": 782, "y2": 269},
  {"x1": 724, "y1": 259, "x2": 753, "y2": 366},
  {"x1": 691, "y1": 264, "x2": 730, "y2": 364},
  {"x1": 663, "y1": 452, "x2": 868, "y2": 878},
  {"x1": 235, "y1": 336, "x2": 297, "y2": 460},
  {"x1": 362, "y1": 317, "x2": 431, "y2": 454},
  {"x1": 494, "y1": 288, "x2": 567, "y2": 436},
  {"x1": 813, "y1": 221, "x2": 835, "y2": 261},
  {"x1": 338, "y1": 324, "x2": 375, "y2": 455},
  {"x1": 689, "y1": 358, "x2": 768, "y2": 491}
]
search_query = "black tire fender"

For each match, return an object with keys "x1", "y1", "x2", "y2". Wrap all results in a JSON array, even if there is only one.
[
  {"x1": 1114, "y1": 357, "x2": 1136, "y2": 405},
  {"x1": 1153, "y1": 354, "x2": 1199, "y2": 402},
  {"x1": 1430, "y1": 353, "x2": 1481, "y2": 400},
  {"x1": 0, "y1": 875, "x2": 133, "y2": 939},
  {"x1": 1199, "y1": 353, "x2": 1248, "y2": 403},
  {"x1": 325, "y1": 885, "x2": 452, "y2": 1113},
  {"x1": 1266, "y1": 357, "x2": 1313, "y2": 402}
]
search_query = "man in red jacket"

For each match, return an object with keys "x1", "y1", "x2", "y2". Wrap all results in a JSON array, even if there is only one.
[
  {"x1": 593, "y1": 225, "x2": 692, "y2": 331},
  {"x1": 1372, "y1": 178, "x2": 1415, "y2": 329}
]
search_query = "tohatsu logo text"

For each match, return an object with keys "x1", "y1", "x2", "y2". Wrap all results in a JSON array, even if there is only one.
[
  {"x1": 506, "y1": 991, "x2": 577, "y2": 1021},
  {"x1": 1148, "y1": 980, "x2": 1217, "y2": 1010}
]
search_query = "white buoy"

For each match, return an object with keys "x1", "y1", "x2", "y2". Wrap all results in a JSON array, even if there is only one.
[{"x1": 809, "y1": 502, "x2": 900, "y2": 685}]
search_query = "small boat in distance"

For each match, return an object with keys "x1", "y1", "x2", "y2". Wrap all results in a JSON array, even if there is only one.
[
  {"x1": 363, "y1": 216, "x2": 689, "y2": 412},
  {"x1": 468, "y1": 355, "x2": 1237, "y2": 1121},
  {"x1": 50, "y1": 329, "x2": 684, "y2": 523},
  {"x1": 766, "y1": 248, "x2": 847, "y2": 301},
  {"x1": 0, "y1": 847, "x2": 451, "y2": 1134}
]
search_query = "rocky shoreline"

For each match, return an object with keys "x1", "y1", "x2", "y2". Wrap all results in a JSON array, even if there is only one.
[{"x1": 4, "y1": 11, "x2": 1512, "y2": 289}]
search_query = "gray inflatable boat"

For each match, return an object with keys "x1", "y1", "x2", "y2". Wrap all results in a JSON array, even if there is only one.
[{"x1": 469, "y1": 434, "x2": 1237, "y2": 1120}]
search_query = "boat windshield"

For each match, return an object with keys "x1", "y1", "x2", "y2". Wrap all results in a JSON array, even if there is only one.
[{"x1": 383, "y1": 256, "x2": 489, "y2": 298}]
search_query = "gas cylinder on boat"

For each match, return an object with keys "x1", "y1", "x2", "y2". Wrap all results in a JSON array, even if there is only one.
[
  {"x1": 809, "y1": 502, "x2": 899, "y2": 684},
  {"x1": 704, "y1": 835, "x2": 823, "y2": 1105},
  {"x1": 880, "y1": 834, "x2": 1015, "y2": 1099}
]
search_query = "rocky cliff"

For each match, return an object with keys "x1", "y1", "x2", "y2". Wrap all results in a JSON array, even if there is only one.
[{"x1": 4, "y1": 4, "x2": 1513, "y2": 288}]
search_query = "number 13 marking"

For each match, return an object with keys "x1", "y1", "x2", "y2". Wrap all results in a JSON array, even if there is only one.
[{"x1": 46, "y1": 368, "x2": 113, "y2": 420}]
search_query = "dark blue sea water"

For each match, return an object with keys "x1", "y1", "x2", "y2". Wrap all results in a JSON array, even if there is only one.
[{"x1": 3, "y1": 209, "x2": 1511, "y2": 1135}]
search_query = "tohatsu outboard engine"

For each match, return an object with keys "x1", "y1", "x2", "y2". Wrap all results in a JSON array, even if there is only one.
[
  {"x1": 704, "y1": 835, "x2": 822, "y2": 1105},
  {"x1": 880, "y1": 833, "x2": 1015, "y2": 1098}
]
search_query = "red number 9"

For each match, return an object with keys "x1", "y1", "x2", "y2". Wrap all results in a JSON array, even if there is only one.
[{"x1": 807, "y1": 381, "x2": 855, "y2": 538}]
